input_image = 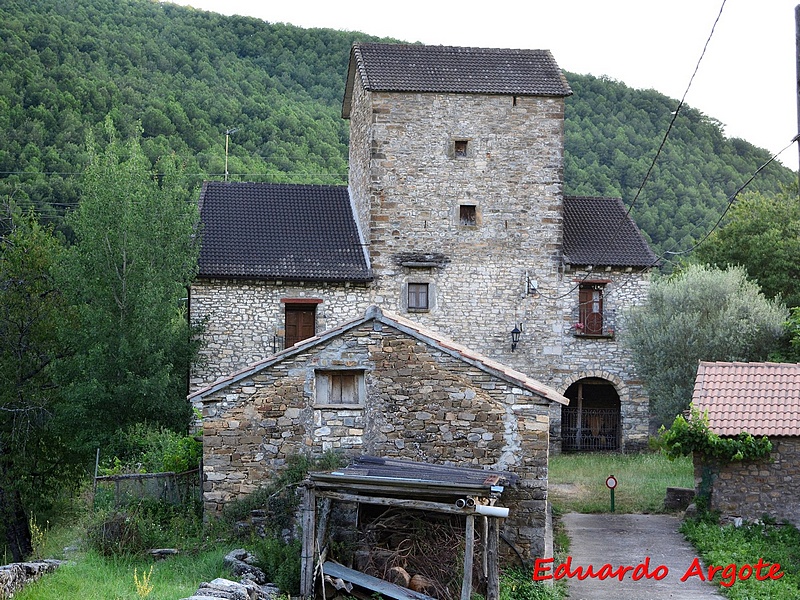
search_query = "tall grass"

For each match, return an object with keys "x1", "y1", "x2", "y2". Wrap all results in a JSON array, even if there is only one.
[
  {"x1": 548, "y1": 451, "x2": 693, "y2": 513},
  {"x1": 14, "y1": 547, "x2": 234, "y2": 600}
]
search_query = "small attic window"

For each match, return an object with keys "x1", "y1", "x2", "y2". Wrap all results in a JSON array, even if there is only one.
[
  {"x1": 454, "y1": 140, "x2": 468, "y2": 157},
  {"x1": 459, "y1": 205, "x2": 477, "y2": 227}
]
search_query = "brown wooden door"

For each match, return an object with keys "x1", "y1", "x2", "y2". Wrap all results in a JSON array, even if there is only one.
[
  {"x1": 579, "y1": 286, "x2": 603, "y2": 335},
  {"x1": 285, "y1": 306, "x2": 316, "y2": 347}
]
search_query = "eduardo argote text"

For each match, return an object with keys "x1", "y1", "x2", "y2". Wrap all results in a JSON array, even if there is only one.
[{"x1": 533, "y1": 556, "x2": 784, "y2": 588}]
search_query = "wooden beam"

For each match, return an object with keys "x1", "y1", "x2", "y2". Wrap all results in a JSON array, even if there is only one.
[
  {"x1": 323, "y1": 561, "x2": 436, "y2": 600},
  {"x1": 460, "y1": 515, "x2": 475, "y2": 600},
  {"x1": 316, "y1": 490, "x2": 468, "y2": 515},
  {"x1": 300, "y1": 485, "x2": 316, "y2": 599},
  {"x1": 486, "y1": 517, "x2": 500, "y2": 600}
]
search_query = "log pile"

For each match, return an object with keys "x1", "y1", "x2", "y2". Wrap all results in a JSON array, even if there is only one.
[{"x1": 355, "y1": 509, "x2": 483, "y2": 600}]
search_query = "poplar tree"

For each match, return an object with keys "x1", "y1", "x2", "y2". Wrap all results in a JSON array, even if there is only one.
[{"x1": 57, "y1": 121, "x2": 200, "y2": 457}]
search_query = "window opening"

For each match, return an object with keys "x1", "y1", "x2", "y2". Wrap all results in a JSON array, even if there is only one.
[
  {"x1": 408, "y1": 283, "x2": 429, "y2": 310},
  {"x1": 454, "y1": 140, "x2": 468, "y2": 157},
  {"x1": 459, "y1": 205, "x2": 477, "y2": 226},
  {"x1": 316, "y1": 370, "x2": 363, "y2": 405}
]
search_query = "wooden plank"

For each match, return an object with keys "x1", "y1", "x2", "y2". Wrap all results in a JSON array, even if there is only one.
[
  {"x1": 322, "y1": 562, "x2": 436, "y2": 600},
  {"x1": 300, "y1": 485, "x2": 316, "y2": 599},
  {"x1": 486, "y1": 517, "x2": 500, "y2": 600},
  {"x1": 460, "y1": 515, "x2": 475, "y2": 600},
  {"x1": 316, "y1": 490, "x2": 468, "y2": 515}
]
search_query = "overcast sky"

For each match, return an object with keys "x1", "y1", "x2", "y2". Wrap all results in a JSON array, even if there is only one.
[{"x1": 169, "y1": 0, "x2": 800, "y2": 172}]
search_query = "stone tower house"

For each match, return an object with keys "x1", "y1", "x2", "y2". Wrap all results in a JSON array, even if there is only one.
[{"x1": 190, "y1": 43, "x2": 658, "y2": 453}]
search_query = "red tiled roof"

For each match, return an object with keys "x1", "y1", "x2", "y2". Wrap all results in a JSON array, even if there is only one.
[{"x1": 692, "y1": 361, "x2": 800, "y2": 436}]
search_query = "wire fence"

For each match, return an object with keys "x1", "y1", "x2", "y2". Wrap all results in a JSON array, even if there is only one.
[{"x1": 93, "y1": 469, "x2": 201, "y2": 507}]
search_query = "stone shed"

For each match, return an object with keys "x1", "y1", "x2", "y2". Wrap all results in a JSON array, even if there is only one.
[
  {"x1": 691, "y1": 361, "x2": 800, "y2": 526},
  {"x1": 190, "y1": 305, "x2": 569, "y2": 560}
]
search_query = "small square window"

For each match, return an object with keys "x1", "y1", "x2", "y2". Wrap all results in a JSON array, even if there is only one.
[
  {"x1": 454, "y1": 140, "x2": 468, "y2": 157},
  {"x1": 316, "y1": 370, "x2": 364, "y2": 405},
  {"x1": 408, "y1": 283, "x2": 429, "y2": 310},
  {"x1": 460, "y1": 205, "x2": 477, "y2": 226}
]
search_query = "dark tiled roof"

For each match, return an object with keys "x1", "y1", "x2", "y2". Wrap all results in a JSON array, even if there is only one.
[
  {"x1": 563, "y1": 196, "x2": 659, "y2": 268},
  {"x1": 343, "y1": 43, "x2": 572, "y2": 117},
  {"x1": 693, "y1": 361, "x2": 800, "y2": 437},
  {"x1": 197, "y1": 182, "x2": 371, "y2": 282}
]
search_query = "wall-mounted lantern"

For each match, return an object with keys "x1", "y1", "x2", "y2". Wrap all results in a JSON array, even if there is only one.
[{"x1": 510, "y1": 325, "x2": 522, "y2": 352}]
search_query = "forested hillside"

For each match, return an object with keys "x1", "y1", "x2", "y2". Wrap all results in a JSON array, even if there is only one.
[{"x1": 1, "y1": 0, "x2": 795, "y2": 257}]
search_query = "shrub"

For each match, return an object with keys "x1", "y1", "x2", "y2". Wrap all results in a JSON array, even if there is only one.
[
  {"x1": 100, "y1": 424, "x2": 202, "y2": 475},
  {"x1": 87, "y1": 498, "x2": 203, "y2": 556},
  {"x1": 251, "y1": 537, "x2": 302, "y2": 594}
]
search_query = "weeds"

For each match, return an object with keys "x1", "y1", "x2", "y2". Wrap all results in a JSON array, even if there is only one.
[
  {"x1": 134, "y1": 565, "x2": 154, "y2": 598},
  {"x1": 681, "y1": 519, "x2": 800, "y2": 598}
]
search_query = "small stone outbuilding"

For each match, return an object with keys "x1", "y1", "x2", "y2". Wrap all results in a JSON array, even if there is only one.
[
  {"x1": 190, "y1": 306, "x2": 568, "y2": 560},
  {"x1": 691, "y1": 361, "x2": 800, "y2": 526}
]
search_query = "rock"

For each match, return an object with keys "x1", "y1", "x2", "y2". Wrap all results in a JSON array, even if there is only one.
[
  {"x1": 664, "y1": 487, "x2": 695, "y2": 511},
  {"x1": 0, "y1": 559, "x2": 64, "y2": 598},
  {"x1": 180, "y1": 577, "x2": 281, "y2": 600},
  {"x1": 223, "y1": 549, "x2": 267, "y2": 584}
]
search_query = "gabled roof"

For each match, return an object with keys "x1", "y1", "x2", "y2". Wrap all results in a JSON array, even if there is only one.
[
  {"x1": 692, "y1": 361, "x2": 800, "y2": 436},
  {"x1": 343, "y1": 43, "x2": 572, "y2": 118},
  {"x1": 563, "y1": 196, "x2": 659, "y2": 268},
  {"x1": 189, "y1": 305, "x2": 569, "y2": 406},
  {"x1": 196, "y1": 181, "x2": 371, "y2": 282}
]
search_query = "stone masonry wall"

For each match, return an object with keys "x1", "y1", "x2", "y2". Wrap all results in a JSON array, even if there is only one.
[
  {"x1": 199, "y1": 321, "x2": 553, "y2": 560},
  {"x1": 353, "y1": 90, "x2": 567, "y2": 374},
  {"x1": 190, "y1": 279, "x2": 371, "y2": 390},
  {"x1": 549, "y1": 267, "x2": 652, "y2": 451},
  {"x1": 695, "y1": 438, "x2": 800, "y2": 527}
]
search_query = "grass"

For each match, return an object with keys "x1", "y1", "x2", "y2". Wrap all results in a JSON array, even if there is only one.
[
  {"x1": 548, "y1": 451, "x2": 694, "y2": 513},
  {"x1": 14, "y1": 546, "x2": 235, "y2": 600},
  {"x1": 681, "y1": 518, "x2": 800, "y2": 599}
]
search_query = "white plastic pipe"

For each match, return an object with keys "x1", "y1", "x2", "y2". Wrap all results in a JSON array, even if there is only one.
[{"x1": 474, "y1": 504, "x2": 509, "y2": 518}]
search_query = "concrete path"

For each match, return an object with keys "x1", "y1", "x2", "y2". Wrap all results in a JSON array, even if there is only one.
[{"x1": 558, "y1": 513, "x2": 725, "y2": 599}]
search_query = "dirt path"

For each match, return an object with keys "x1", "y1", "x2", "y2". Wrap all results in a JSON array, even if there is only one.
[{"x1": 558, "y1": 513, "x2": 725, "y2": 599}]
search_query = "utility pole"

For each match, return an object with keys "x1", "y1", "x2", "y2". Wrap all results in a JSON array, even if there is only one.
[
  {"x1": 224, "y1": 128, "x2": 238, "y2": 182},
  {"x1": 796, "y1": 5, "x2": 800, "y2": 190}
]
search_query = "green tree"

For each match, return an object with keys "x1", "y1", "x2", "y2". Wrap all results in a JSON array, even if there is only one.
[
  {"x1": 624, "y1": 264, "x2": 787, "y2": 426},
  {"x1": 0, "y1": 207, "x2": 73, "y2": 561},
  {"x1": 57, "y1": 122, "x2": 200, "y2": 457},
  {"x1": 693, "y1": 190, "x2": 800, "y2": 309}
]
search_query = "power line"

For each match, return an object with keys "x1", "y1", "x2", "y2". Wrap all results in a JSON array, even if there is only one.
[{"x1": 532, "y1": 0, "x2": 729, "y2": 303}]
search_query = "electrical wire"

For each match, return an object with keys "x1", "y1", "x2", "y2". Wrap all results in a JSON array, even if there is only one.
[{"x1": 531, "y1": 0, "x2": 730, "y2": 302}]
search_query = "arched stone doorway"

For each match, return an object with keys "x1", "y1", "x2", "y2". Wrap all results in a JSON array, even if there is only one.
[{"x1": 561, "y1": 377, "x2": 621, "y2": 451}]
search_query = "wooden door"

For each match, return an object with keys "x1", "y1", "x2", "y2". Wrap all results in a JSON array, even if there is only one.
[{"x1": 285, "y1": 306, "x2": 316, "y2": 347}]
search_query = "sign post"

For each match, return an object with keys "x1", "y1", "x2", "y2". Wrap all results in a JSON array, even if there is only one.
[{"x1": 606, "y1": 475, "x2": 617, "y2": 513}]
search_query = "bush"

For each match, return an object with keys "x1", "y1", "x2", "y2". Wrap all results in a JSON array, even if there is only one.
[
  {"x1": 251, "y1": 537, "x2": 302, "y2": 594},
  {"x1": 100, "y1": 424, "x2": 202, "y2": 475},
  {"x1": 87, "y1": 498, "x2": 203, "y2": 556}
]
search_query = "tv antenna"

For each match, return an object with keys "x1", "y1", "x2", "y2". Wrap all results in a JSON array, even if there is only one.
[{"x1": 224, "y1": 128, "x2": 238, "y2": 182}]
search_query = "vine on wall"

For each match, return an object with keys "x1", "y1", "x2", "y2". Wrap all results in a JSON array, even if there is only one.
[{"x1": 653, "y1": 408, "x2": 772, "y2": 462}]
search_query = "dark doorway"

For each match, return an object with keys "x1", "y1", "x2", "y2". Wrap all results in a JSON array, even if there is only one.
[{"x1": 561, "y1": 378, "x2": 621, "y2": 451}]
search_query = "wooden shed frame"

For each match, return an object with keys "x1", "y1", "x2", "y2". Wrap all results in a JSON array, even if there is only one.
[{"x1": 300, "y1": 456, "x2": 515, "y2": 600}]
